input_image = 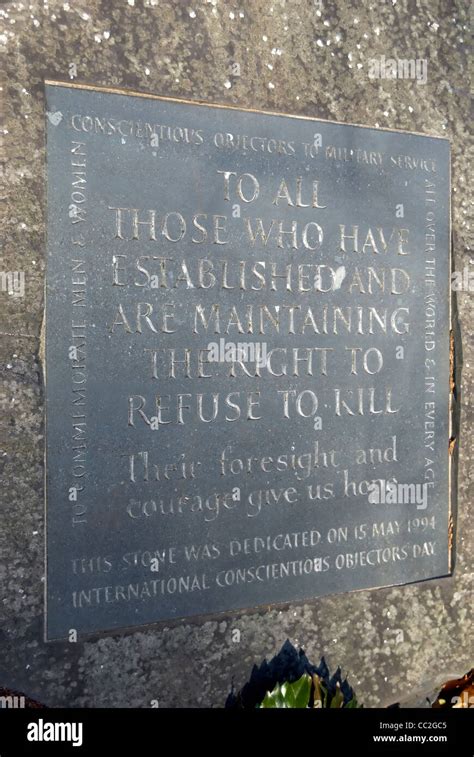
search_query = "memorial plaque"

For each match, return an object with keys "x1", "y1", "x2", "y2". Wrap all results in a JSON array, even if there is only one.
[{"x1": 45, "y1": 81, "x2": 452, "y2": 640}]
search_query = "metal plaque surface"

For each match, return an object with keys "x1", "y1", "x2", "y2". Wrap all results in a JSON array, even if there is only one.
[{"x1": 45, "y1": 81, "x2": 452, "y2": 640}]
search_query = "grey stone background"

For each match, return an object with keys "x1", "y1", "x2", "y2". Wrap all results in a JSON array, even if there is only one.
[{"x1": 1, "y1": 0, "x2": 472, "y2": 707}]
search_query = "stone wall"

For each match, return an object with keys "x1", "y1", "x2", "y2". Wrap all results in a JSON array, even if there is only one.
[{"x1": 1, "y1": 0, "x2": 472, "y2": 707}]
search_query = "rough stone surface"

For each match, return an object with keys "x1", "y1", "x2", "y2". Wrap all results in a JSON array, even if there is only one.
[{"x1": 0, "y1": 0, "x2": 472, "y2": 708}]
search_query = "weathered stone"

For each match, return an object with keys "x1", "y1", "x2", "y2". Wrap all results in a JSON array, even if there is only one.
[{"x1": 0, "y1": 0, "x2": 472, "y2": 708}]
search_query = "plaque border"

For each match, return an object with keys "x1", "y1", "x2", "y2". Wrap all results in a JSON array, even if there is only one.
[
  {"x1": 43, "y1": 80, "x2": 455, "y2": 641},
  {"x1": 45, "y1": 79, "x2": 451, "y2": 141}
]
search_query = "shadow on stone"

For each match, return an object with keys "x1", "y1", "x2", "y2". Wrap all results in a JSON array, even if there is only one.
[{"x1": 225, "y1": 639, "x2": 356, "y2": 709}]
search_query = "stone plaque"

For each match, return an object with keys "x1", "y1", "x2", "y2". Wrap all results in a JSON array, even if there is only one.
[{"x1": 45, "y1": 81, "x2": 452, "y2": 640}]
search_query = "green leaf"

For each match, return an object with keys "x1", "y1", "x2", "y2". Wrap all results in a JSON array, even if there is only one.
[
  {"x1": 260, "y1": 690, "x2": 279, "y2": 708},
  {"x1": 289, "y1": 674, "x2": 312, "y2": 708},
  {"x1": 259, "y1": 674, "x2": 312, "y2": 708},
  {"x1": 330, "y1": 683, "x2": 344, "y2": 708},
  {"x1": 344, "y1": 696, "x2": 359, "y2": 709},
  {"x1": 312, "y1": 674, "x2": 327, "y2": 708}
]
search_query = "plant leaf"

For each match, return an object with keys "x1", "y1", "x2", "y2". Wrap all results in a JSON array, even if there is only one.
[
  {"x1": 259, "y1": 674, "x2": 311, "y2": 709},
  {"x1": 330, "y1": 683, "x2": 344, "y2": 708}
]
